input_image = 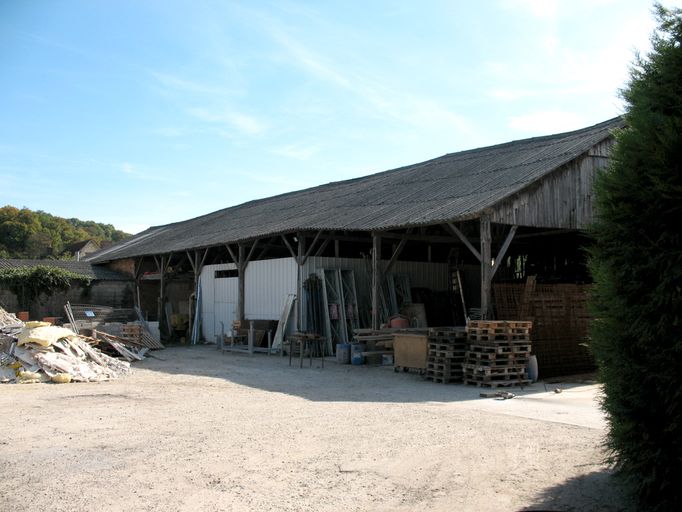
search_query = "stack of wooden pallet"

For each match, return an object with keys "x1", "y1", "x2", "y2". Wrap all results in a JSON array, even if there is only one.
[
  {"x1": 463, "y1": 320, "x2": 532, "y2": 388},
  {"x1": 425, "y1": 327, "x2": 467, "y2": 383},
  {"x1": 118, "y1": 323, "x2": 165, "y2": 350}
]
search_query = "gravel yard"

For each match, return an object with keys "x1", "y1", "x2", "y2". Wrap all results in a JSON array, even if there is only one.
[{"x1": 0, "y1": 346, "x2": 628, "y2": 511}]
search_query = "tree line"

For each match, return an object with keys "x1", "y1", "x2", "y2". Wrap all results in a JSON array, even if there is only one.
[{"x1": 0, "y1": 205, "x2": 130, "y2": 259}]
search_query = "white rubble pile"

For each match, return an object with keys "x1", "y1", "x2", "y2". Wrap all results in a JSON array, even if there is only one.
[{"x1": 0, "y1": 309, "x2": 130, "y2": 384}]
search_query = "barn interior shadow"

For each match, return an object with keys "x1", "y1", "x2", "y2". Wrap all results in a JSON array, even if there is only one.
[{"x1": 138, "y1": 344, "x2": 543, "y2": 404}]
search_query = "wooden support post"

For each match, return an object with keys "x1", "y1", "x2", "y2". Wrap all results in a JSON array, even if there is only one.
[
  {"x1": 134, "y1": 257, "x2": 144, "y2": 310},
  {"x1": 296, "y1": 233, "x2": 305, "y2": 331},
  {"x1": 480, "y1": 215, "x2": 492, "y2": 320},
  {"x1": 238, "y1": 244, "x2": 246, "y2": 322},
  {"x1": 372, "y1": 233, "x2": 381, "y2": 330}
]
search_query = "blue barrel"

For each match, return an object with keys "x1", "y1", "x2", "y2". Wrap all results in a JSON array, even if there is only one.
[
  {"x1": 528, "y1": 355, "x2": 539, "y2": 382},
  {"x1": 336, "y1": 343, "x2": 351, "y2": 364},
  {"x1": 351, "y1": 343, "x2": 364, "y2": 365}
]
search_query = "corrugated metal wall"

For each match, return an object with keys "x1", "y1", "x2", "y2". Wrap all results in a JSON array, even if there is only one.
[
  {"x1": 245, "y1": 258, "x2": 297, "y2": 320},
  {"x1": 200, "y1": 259, "x2": 297, "y2": 341},
  {"x1": 303, "y1": 256, "x2": 448, "y2": 291},
  {"x1": 200, "y1": 256, "x2": 448, "y2": 340},
  {"x1": 200, "y1": 262, "x2": 237, "y2": 342}
]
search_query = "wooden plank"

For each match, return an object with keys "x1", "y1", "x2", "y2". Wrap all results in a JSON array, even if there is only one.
[
  {"x1": 371, "y1": 233, "x2": 381, "y2": 331},
  {"x1": 480, "y1": 214, "x2": 492, "y2": 319}
]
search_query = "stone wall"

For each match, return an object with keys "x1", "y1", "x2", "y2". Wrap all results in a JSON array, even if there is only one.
[{"x1": 0, "y1": 280, "x2": 134, "y2": 322}]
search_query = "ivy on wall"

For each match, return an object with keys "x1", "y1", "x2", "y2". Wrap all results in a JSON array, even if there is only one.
[{"x1": 0, "y1": 265, "x2": 92, "y2": 309}]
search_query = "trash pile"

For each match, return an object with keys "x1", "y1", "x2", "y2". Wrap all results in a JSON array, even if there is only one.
[{"x1": 1, "y1": 306, "x2": 133, "y2": 384}]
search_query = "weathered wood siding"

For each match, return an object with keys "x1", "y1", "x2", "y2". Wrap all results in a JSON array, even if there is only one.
[{"x1": 489, "y1": 139, "x2": 614, "y2": 229}]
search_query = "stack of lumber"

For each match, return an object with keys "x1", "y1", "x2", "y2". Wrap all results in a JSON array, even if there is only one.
[
  {"x1": 425, "y1": 327, "x2": 467, "y2": 383},
  {"x1": 0, "y1": 320, "x2": 131, "y2": 384},
  {"x1": 91, "y1": 322, "x2": 164, "y2": 350},
  {"x1": 463, "y1": 320, "x2": 532, "y2": 388}
]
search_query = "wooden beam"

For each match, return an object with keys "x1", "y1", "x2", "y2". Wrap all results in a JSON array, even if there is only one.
[
  {"x1": 480, "y1": 215, "x2": 492, "y2": 320},
  {"x1": 315, "y1": 238, "x2": 331, "y2": 257},
  {"x1": 237, "y1": 244, "x2": 246, "y2": 322},
  {"x1": 296, "y1": 233, "x2": 306, "y2": 330},
  {"x1": 446, "y1": 222, "x2": 482, "y2": 262},
  {"x1": 371, "y1": 233, "x2": 381, "y2": 330},
  {"x1": 280, "y1": 235, "x2": 297, "y2": 260},
  {"x1": 301, "y1": 230, "x2": 322, "y2": 265},
  {"x1": 185, "y1": 250, "x2": 196, "y2": 274},
  {"x1": 491, "y1": 225, "x2": 518, "y2": 279},
  {"x1": 225, "y1": 244, "x2": 238, "y2": 265},
  {"x1": 199, "y1": 247, "x2": 209, "y2": 269},
  {"x1": 384, "y1": 238, "x2": 407, "y2": 275},
  {"x1": 245, "y1": 239, "x2": 259, "y2": 265},
  {"x1": 379, "y1": 231, "x2": 460, "y2": 244},
  {"x1": 157, "y1": 255, "x2": 166, "y2": 335}
]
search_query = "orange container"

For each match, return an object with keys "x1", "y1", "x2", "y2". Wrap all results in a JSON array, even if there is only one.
[{"x1": 17, "y1": 311, "x2": 29, "y2": 322}]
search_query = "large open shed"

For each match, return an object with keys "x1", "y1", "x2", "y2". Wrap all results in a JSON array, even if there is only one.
[{"x1": 88, "y1": 117, "x2": 623, "y2": 376}]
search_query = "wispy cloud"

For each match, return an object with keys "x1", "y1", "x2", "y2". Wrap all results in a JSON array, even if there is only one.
[
  {"x1": 121, "y1": 162, "x2": 135, "y2": 174},
  {"x1": 186, "y1": 107, "x2": 267, "y2": 136},
  {"x1": 271, "y1": 143, "x2": 319, "y2": 160},
  {"x1": 149, "y1": 71, "x2": 235, "y2": 97},
  {"x1": 251, "y1": 13, "x2": 476, "y2": 140}
]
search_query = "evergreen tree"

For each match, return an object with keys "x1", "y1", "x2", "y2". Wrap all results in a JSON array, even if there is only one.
[{"x1": 590, "y1": 5, "x2": 682, "y2": 511}]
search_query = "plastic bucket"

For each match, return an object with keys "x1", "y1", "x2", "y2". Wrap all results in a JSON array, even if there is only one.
[
  {"x1": 336, "y1": 343, "x2": 351, "y2": 364},
  {"x1": 351, "y1": 343, "x2": 364, "y2": 365}
]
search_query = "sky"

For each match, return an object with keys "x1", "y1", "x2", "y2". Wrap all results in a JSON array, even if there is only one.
[{"x1": 1, "y1": 0, "x2": 680, "y2": 235}]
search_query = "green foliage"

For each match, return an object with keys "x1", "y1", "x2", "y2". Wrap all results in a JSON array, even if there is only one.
[
  {"x1": 0, "y1": 205, "x2": 129, "y2": 259},
  {"x1": 0, "y1": 265, "x2": 92, "y2": 309},
  {"x1": 589, "y1": 5, "x2": 682, "y2": 511}
]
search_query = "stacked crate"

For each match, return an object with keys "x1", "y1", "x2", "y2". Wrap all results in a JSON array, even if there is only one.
[
  {"x1": 463, "y1": 321, "x2": 532, "y2": 387},
  {"x1": 426, "y1": 327, "x2": 468, "y2": 383}
]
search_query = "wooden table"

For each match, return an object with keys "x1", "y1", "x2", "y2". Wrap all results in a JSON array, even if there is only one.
[{"x1": 288, "y1": 333, "x2": 326, "y2": 368}]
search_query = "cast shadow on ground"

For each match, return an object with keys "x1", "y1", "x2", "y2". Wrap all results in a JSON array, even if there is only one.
[
  {"x1": 520, "y1": 469, "x2": 632, "y2": 512},
  {"x1": 139, "y1": 345, "x2": 576, "y2": 405}
]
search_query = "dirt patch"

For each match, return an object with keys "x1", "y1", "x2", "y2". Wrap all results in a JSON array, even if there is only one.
[{"x1": 0, "y1": 346, "x2": 630, "y2": 511}]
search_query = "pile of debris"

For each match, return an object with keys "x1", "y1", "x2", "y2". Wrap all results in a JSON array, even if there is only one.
[{"x1": 1, "y1": 306, "x2": 139, "y2": 384}]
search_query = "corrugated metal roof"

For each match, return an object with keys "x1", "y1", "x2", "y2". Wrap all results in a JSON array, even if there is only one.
[
  {"x1": 0, "y1": 259, "x2": 131, "y2": 281},
  {"x1": 90, "y1": 117, "x2": 623, "y2": 262}
]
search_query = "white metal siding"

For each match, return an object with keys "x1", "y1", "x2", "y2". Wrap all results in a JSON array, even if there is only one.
[
  {"x1": 245, "y1": 258, "x2": 297, "y2": 320},
  {"x1": 200, "y1": 262, "x2": 238, "y2": 342}
]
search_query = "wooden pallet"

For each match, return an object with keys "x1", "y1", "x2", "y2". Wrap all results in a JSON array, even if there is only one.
[
  {"x1": 463, "y1": 363, "x2": 527, "y2": 375},
  {"x1": 463, "y1": 378, "x2": 532, "y2": 388},
  {"x1": 428, "y1": 327, "x2": 468, "y2": 338},
  {"x1": 467, "y1": 320, "x2": 532, "y2": 330},
  {"x1": 467, "y1": 343, "x2": 531, "y2": 354},
  {"x1": 467, "y1": 333, "x2": 531, "y2": 343},
  {"x1": 465, "y1": 351, "x2": 528, "y2": 362}
]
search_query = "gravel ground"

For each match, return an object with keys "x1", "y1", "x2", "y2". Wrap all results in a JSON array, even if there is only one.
[{"x1": 0, "y1": 345, "x2": 630, "y2": 511}]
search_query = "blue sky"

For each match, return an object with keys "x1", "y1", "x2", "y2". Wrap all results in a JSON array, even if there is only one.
[{"x1": 1, "y1": 0, "x2": 679, "y2": 234}]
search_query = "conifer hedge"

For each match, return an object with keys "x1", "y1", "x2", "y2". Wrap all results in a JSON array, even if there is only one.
[{"x1": 589, "y1": 5, "x2": 682, "y2": 511}]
